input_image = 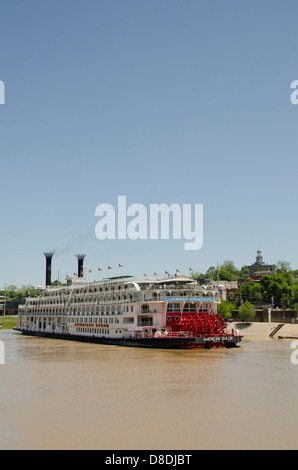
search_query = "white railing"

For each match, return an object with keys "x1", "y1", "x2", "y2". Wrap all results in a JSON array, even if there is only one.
[{"x1": 131, "y1": 331, "x2": 194, "y2": 339}]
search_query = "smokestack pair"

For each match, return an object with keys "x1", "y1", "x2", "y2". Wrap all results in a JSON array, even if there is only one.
[{"x1": 43, "y1": 252, "x2": 86, "y2": 286}]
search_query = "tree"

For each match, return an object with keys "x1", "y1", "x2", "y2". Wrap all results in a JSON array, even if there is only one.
[
  {"x1": 0, "y1": 285, "x2": 41, "y2": 299},
  {"x1": 51, "y1": 280, "x2": 66, "y2": 287},
  {"x1": 276, "y1": 260, "x2": 291, "y2": 273},
  {"x1": 217, "y1": 301, "x2": 235, "y2": 319},
  {"x1": 190, "y1": 272, "x2": 205, "y2": 281},
  {"x1": 260, "y1": 272, "x2": 294, "y2": 307},
  {"x1": 239, "y1": 265, "x2": 251, "y2": 281},
  {"x1": 238, "y1": 301, "x2": 256, "y2": 321},
  {"x1": 238, "y1": 281, "x2": 262, "y2": 304},
  {"x1": 218, "y1": 260, "x2": 240, "y2": 281},
  {"x1": 293, "y1": 281, "x2": 298, "y2": 305},
  {"x1": 205, "y1": 266, "x2": 218, "y2": 280}
]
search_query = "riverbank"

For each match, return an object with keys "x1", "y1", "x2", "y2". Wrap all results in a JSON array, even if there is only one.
[
  {"x1": 0, "y1": 316, "x2": 17, "y2": 330},
  {"x1": 228, "y1": 321, "x2": 298, "y2": 341},
  {"x1": 2, "y1": 316, "x2": 298, "y2": 342}
]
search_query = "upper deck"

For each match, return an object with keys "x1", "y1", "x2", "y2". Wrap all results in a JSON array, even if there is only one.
[{"x1": 18, "y1": 275, "x2": 220, "y2": 313}]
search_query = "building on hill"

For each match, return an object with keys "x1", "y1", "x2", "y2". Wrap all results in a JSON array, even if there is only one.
[
  {"x1": 248, "y1": 250, "x2": 274, "y2": 274},
  {"x1": 250, "y1": 271, "x2": 274, "y2": 282}
]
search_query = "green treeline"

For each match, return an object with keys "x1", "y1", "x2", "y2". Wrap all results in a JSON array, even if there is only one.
[
  {"x1": 191, "y1": 259, "x2": 298, "y2": 310},
  {"x1": 2, "y1": 260, "x2": 298, "y2": 321},
  {"x1": 0, "y1": 285, "x2": 42, "y2": 299}
]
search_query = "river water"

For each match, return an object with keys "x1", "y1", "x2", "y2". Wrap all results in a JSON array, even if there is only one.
[{"x1": 0, "y1": 330, "x2": 297, "y2": 450}]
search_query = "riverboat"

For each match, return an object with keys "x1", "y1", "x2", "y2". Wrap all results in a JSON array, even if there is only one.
[{"x1": 16, "y1": 274, "x2": 242, "y2": 349}]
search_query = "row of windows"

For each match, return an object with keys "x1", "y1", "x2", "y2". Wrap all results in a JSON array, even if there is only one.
[
  {"x1": 68, "y1": 305, "x2": 134, "y2": 314},
  {"x1": 167, "y1": 303, "x2": 181, "y2": 312},
  {"x1": 37, "y1": 294, "x2": 135, "y2": 305},
  {"x1": 167, "y1": 302, "x2": 210, "y2": 312},
  {"x1": 23, "y1": 305, "x2": 134, "y2": 315},
  {"x1": 45, "y1": 284, "x2": 133, "y2": 298},
  {"x1": 69, "y1": 317, "x2": 120, "y2": 324},
  {"x1": 75, "y1": 328, "x2": 123, "y2": 335},
  {"x1": 76, "y1": 328, "x2": 111, "y2": 334}
]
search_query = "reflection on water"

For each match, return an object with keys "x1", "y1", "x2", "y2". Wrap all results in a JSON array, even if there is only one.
[{"x1": 0, "y1": 330, "x2": 297, "y2": 450}]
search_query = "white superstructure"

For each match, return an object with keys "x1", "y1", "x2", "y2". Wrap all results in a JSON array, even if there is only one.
[{"x1": 17, "y1": 275, "x2": 220, "y2": 340}]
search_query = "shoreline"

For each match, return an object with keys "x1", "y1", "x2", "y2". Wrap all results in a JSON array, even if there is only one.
[
  {"x1": 3, "y1": 318, "x2": 298, "y2": 343},
  {"x1": 228, "y1": 321, "x2": 298, "y2": 341}
]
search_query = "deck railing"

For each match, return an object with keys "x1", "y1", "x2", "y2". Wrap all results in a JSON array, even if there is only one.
[{"x1": 131, "y1": 331, "x2": 194, "y2": 339}]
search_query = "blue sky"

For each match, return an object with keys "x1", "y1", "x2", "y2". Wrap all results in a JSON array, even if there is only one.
[{"x1": 0, "y1": 0, "x2": 298, "y2": 287}]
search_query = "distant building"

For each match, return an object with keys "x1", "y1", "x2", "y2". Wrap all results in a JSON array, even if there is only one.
[
  {"x1": 0, "y1": 298, "x2": 25, "y2": 316},
  {"x1": 248, "y1": 251, "x2": 274, "y2": 274},
  {"x1": 250, "y1": 271, "x2": 273, "y2": 282}
]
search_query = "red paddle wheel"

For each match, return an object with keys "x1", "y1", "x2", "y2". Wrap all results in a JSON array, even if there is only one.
[{"x1": 175, "y1": 312, "x2": 227, "y2": 337}]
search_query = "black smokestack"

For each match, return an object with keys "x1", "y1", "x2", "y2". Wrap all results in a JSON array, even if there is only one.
[
  {"x1": 75, "y1": 254, "x2": 86, "y2": 277},
  {"x1": 43, "y1": 252, "x2": 54, "y2": 286}
]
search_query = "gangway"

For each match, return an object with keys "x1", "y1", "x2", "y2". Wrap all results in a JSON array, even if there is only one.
[{"x1": 269, "y1": 323, "x2": 284, "y2": 337}]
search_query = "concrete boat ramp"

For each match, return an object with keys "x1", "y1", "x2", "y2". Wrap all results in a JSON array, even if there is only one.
[{"x1": 228, "y1": 321, "x2": 298, "y2": 341}]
